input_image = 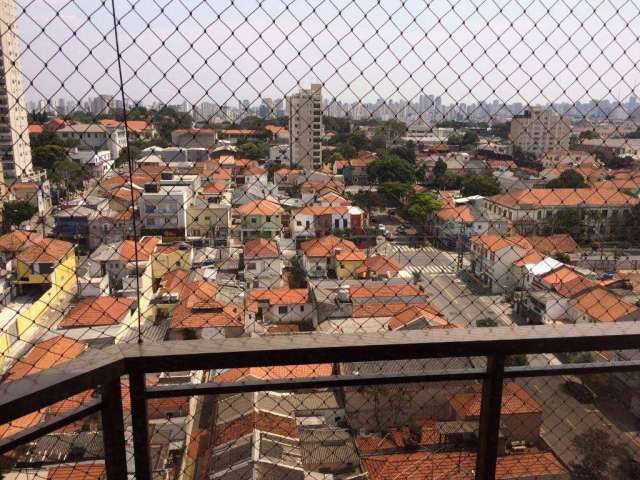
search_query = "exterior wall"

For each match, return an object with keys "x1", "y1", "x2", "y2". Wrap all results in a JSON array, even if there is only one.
[
  {"x1": 244, "y1": 256, "x2": 283, "y2": 288},
  {"x1": 288, "y1": 84, "x2": 323, "y2": 170},
  {"x1": 336, "y1": 259, "x2": 364, "y2": 280},
  {"x1": 302, "y1": 255, "x2": 328, "y2": 277},
  {"x1": 0, "y1": 0, "x2": 33, "y2": 179},
  {"x1": 151, "y1": 248, "x2": 192, "y2": 282},
  {"x1": 510, "y1": 108, "x2": 571, "y2": 158},
  {"x1": 139, "y1": 190, "x2": 190, "y2": 238},
  {"x1": 241, "y1": 214, "x2": 282, "y2": 240},
  {"x1": 260, "y1": 302, "x2": 313, "y2": 324},
  {"x1": 186, "y1": 202, "x2": 231, "y2": 245}
]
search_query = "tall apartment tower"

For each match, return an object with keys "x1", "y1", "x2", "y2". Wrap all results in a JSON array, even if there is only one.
[
  {"x1": 288, "y1": 84, "x2": 323, "y2": 170},
  {"x1": 509, "y1": 107, "x2": 571, "y2": 158},
  {"x1": 0, "y1": 0, "x2": 32, "y2": 181}
]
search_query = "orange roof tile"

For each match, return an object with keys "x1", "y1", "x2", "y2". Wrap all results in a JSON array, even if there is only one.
[
  {"x1": 295, "y1": 205, "x2": 350, "y2": 216},
  {"x1": 4, "y1": 336, "x2": 85, "y2": 383},
  {"x1": 356, "y1": 419, "x2": 441, "y2": 452},
  {"x1": 237, "y1": 199, "x2": 284, "y2": 216},
  {"x1": 335, "y1": 248, "x2": 366, "y2": 261},
  {"x1": 351, "y1": 302, "x2": 420, "y2": 318},
  {"x1": 213, "y1": 363, "x2": 333, "y2": 383},
  {"x1": 202, "y1": 181, "x2": 228, "y2": 194},
  {"x1": 387, "y1": 304, "x2": 449, "y2": 331},
  {"x1": 247, "y1": 288, "x2": 309, "y2": 310},
  {"x1": 0, "y1": 230, "x2": 44, "y2": 253},
  {"x1": 355, "y1": 255, "x2": 402, "y2": 277},
  {"x1": 470, "y1": 234, "x2": 532, "y2": 253},
  {"x1": 170, "y1": 280, "x2": 244, "y2": 329},
  {"x1": 60, "y1": 296, "x2": 134, "y2": 328},
  {"x1": 362, "y1": 451, "x2": 566, "y2": 479},
  {"x1": 449, "y1": 382, "x2": 542, "y2": 418},
  {"x1": 436, "y1": 205, "x2": 476, "y2": 223},
  {"x1": 48, "y1": 464, "x2": 106, "y2": 480},
  {"x1": 513, "y1": 250, "x2": 546, "y2": 267},
  {"x1": 17, "y1": 238, "x2": 74, "y2": 264},
  {"x1": 525, "y1": 234, "x2": 579, "y2": 256},
  {"x1": 98, "y1": 119, "x2": 151, "y2": 132},
  {"x1": 300, "y1": 235, "x2": 358, "y2": 258},
  {"x1": 264, "y1": 125, "x2": 289, "y2": 135},
  {"x1": 119, "y1": 236, "x2": 160, "y2": 262},
  {"x1": 28, "y1": 124, "x2": 44, "y2": 134},
  {"x1": 489, "y1": 187, "x2": 638, "y2": 208},
  {"x1": 214, "y1": 411, "x2": 298, "y2": 446},
  {"x1": 158, "y1": 269, "x2": 190, "y2": 296},
  {"x1": 244, "y1": 238, "x2": 279, "y2": 258},
  {"x1": 569, "y1": 286, "x2": 640, "y2": 322}
]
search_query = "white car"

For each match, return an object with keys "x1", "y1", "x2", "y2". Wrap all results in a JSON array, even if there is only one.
[{"x1": 378, "y1": 224, "x2": 387, "y2": 233}]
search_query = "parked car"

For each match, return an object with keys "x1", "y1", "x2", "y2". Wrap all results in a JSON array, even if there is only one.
[
  {"x1": 378, "y1": 224, "x2": 387, "y2": 233},
  {"x1": 563, "y1": 378, "x2": 596, "y2": 403}
]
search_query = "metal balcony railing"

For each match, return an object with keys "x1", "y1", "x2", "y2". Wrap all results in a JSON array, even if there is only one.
[{"x1": 2, "y1": 322, "x2": 640, "y2": 480}]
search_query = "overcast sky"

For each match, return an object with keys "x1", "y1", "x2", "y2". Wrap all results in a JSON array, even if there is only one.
[{"x1": 17, "y1": 0, "x2": 640, "y2": 107}]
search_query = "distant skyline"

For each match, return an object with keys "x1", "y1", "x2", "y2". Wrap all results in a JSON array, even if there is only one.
[{"x1": 16, "y1": 0, "x2": 640, "y2": 108}]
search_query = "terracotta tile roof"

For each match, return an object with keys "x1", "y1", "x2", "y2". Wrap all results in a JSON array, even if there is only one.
[
  {"x1": 243, "y1": 238, "x2": 279, "y2": 259},
  {"x1": 214, "y1": 411, "x2": 298, "y2": 447},
  {"x1": 362, "y1": 451, "x2": 567, "y2": 479},
  {"x1": 182, "y1": 281, "x2": 220, "y2": 309},
  {"x1": 158, "y1": 269, "x2": 190, "y2": 296},
  {"x1": 436, "y1": 205, "x2": 476, "y2": 223},
  {"x1": 350, "y1": 283, "x2": 422, "y2": 299},
  {"x1": 204, "y1": 167, "x2": 232, "y2": 181},
  {"x1": 60, "y1": 296, "x2": 134, "y2": 328},
  {"x1": 295, "y1": 205, "x2": 350, "y2": 216},
  {"x1": 45, "y1": 389, "x2": 95, "y2": 417},
  {"x1": 470, "y1": 234, "x2": 532, "y2": 253},
  {"x1": 28, "y1": 124, "x2": 44, "y2": 134},
  {"x1": 174, "y1": 127, "x2": 216, "y2": 135},
  {"x1": 356, "y1": 420, "x2": 441, "y2": 452},
  {"x1": 247, "y1": 287, "x2": 309, "y2": 312},
  {"x1": 10, "y1": 181, "x2": 39, "y2": 191},
  {"x1": 221, "y1": 128, "x2": 259, "y2": 136},
  {"x1": 0, "y1": 230, "x2": 44, "y2": 253},
  {"x1": 237, "y1": 199, "x2": 284, "y2": 216},
  {"x1": 300, "y1": 235, "x2": 358, "y2": 258},
  {"x1": 110, "y1": 187, "x2": 142, "y2": 202},
  {"x1": 266, "y1": 324, "x2": 301, "y2": 333},
  {"x1": 154, "y1": 242, "x2": 191, "y2": 255},
  {"x1": 513, "y1": 250, "x2": 546, "y2": 267},
  {"x1": 201, "y1": 181, "x2": 228, "y2": 194},
  {"x1": 47, "y1": 464, "x2": 106, "y2": 480},
  {"x1": 237, "y1": 164, "x2": 266, "y2": 176},
  {"x1": 148, "y1": 396, "x2": 190, "y2": 419},
  {"x1": 569, "y1": 286, "x2": 640, "y2": 322},
  {"x1": 264, "y1": 125, "x2": 289, "y2": 136},
  {"x1": 336, "y1": 248, "x2": 366, "y2": 261},
  {"x1": 387, "y1": 304, "x2": 449, "y2": 331},
  {"x1": 119, "y1": 236, "x2": 160, "y2": 262},
  {"x1": 526, "y1": 234, "x2": 579, "y2": 256},
  {"x1": 449, "y1": 382, "x2": 542, "y2": 418},
  {"x1": 98, "y1": 119, "x2": 151, "y2": 132},
  {"x1": 3, "y1": 336, "x2": 85, "y2": 383},
  {"x1": 355, "y1": 255, "x2": 401, "y2": 277},
  {"x1": 171, "y1": 302, "x2": 243, "y2": 329},
  {"x1": 489, "y1": 187, "x2": 638, "y2": 208},
  {"x1": 213, "y1": 363, "x2": 333, "y2": 383},
  {"x1": 17, "y1": 238, "x2": 74, "y2": 264},
  {"x1": 0, "y1": 411, "x2": 43, "y2": 440}
]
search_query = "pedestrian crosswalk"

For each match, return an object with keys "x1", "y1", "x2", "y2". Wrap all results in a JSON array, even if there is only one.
[{"x1": 401, "y1": 263, "x2": 459, "y2": 276}]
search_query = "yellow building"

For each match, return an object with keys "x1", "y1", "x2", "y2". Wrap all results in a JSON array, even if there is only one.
[
  {"x1": 335, "y1": 248, "x2": 366, "y2": 279},
  {"x1": 151, "y1": 243, "x2": 193, "y2": 286},
  {"x1": 1, "y1": 239, "x2": 77, "y2": 369}
]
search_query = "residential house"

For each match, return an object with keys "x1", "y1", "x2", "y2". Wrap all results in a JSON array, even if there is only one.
[
  {"x1": 186, "y1": 182, "x2": 232, "y2": 246},
  {"x1": 541, "y1": 148, "x2": 600, "y2": 168},
  {"x1": 168, "y1": 280, "x2": 244, "y2": 340},
  {"x1": 482, "y1": 187, "x2": 638, "y2": 237},
  {"x1": 0, "y1": 230, "x2": 43, "y2": 271},
  {"x1": 448, "y1": 382, "x2": 543, "y2": 443},
  {"x1": 299, "y1": 235, "x2": 365, "y2": 279},
  {"x1": 98, "y1": 119, "x2": 157, "y2": 143},
  {"x1": 56, "y1": 296, "x2": 135, "y2": 347},
  {"x1": 234, "y1": 161, "x2": 268, "y2": 187},
  {"x1": 171, "y1": 128, "x2": 217, "y2": 148},
  {"x1": 138, "y1": 173, "x2": 200, "y2": 240},
  {"x1": 151, "y1": 242, "x2": 193, "y2": 287},
  {"x1": 69, "y1": 150, "x2": 114, "y2": 178},
  {"x1": 236, "y1": 200, "x2": 284, "y2": 241},
  {"x1": 355, "y1": 255, "x2": 402, "y2": 280},
  {"x1": 9, "y1": 171, "x2": 52, "y2": 216},
  {"x1": 469, "y1": 234, "x2": 534, "y2": 293},
  {"x1": 333, "y1": 151, "x2": 376, "y2": 185},
  {"x1": 567, "y1": 286, "x2": 640, "y2": 324},
  {"x1": 57, "y1": 123, "x2": 127, "y2": 159},
  {"x1": 53, "y1": 206, "x2": 97, "y2": 247},
  {"x1": 246, "y1": 288, "x2": 313, "y2": 332},
  {"x1": 290, "y1": 204, "x2": 366, "y2": 239},
  {"x1": 88, "y1": 208, "x2": 134, "y2": 250},
  {"x1": 243, "y1": 238, "x2": 282, "y2": 288}
]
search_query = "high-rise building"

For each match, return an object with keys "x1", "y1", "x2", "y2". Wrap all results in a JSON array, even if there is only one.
[
  {"x1": 509, "y1": 107, "x2": 571, "y2": 158},
  {"x1": 0, "y1": 0, "x2": 33, "y2": 180},
  {"x1": 287, "y1": 84, "x2": 323, "y2": 170}
]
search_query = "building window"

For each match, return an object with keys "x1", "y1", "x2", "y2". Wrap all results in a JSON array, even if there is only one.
[
  {"x1": 246, "y1": 262, "x2": 256, "y2": 271},
  {"x1": 278, "y1": 306, "x2": 288, "y2": 315}
]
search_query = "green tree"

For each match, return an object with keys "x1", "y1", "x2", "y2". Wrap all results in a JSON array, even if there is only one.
[
  {"x1": 338, "y1": 143, "x2": 357, "y2": 159},
  {"x1": 543, "y1": 208, "x2": 588, "y2": 243},
  {"x1": 546, "y1": 169, "x2": 589, "y2": 189},
  {"x1": 387, "y1": 141, "x2": 416, "y2": 163},
  {"x1": 49, "y1": 159, "x2": 91, "y2": 192},
  {"x1": 32, "y1": 145, "x2": 66, "y2": 170},
  {"x1": 239, "y1": 142, "x2": 270, "y2": 160},
  {"x1": 571, "y1": 427, "x2": 637, "y2": 479},
  {"x1": 490, "y1": 122, "x2": 510, "y2": 140},
  {"x1": 406, "y1": 192, "x2": 442, "y2": 229},
  {"x1": 579, "y1": 130, "x2": 599, "y2": 140},
  {"x1": 351, "y1": 190, "x2": 383, "y2": 212},
  {"x1": 154, "y1": 106, "x2": 192, "y2": 143},
  {"x1": 2, "y1": 201, "x2": 37, "y2": 228},
  {"x1": 447, "y1": 131, "x2": 479, "y2": 147},
  {"x1": 368, "y1": 154, "x2": 416, "y2": 184},
  {"x1": 379, "y1": 181, "x2": 411, "y2": 207},
  {"x1": 460, "y1": 173, "x2": 501, "y2": 197},
  {"x1": 238, "y1": 116, "x2": 266, "y2": 130},
  {"x1": 553, "y1": 252, "x2": 571, "y2": 264},
  {"x1": 116, "y1": 145, "x2": 142, "y2": 167},
  {"x1": 29, "y1": 130, "x2": 66, "y2": 148}
]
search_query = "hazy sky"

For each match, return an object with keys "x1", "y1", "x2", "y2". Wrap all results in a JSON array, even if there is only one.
[{"x1": 17, "y1": 0, "x2": 640, "y2": 108}]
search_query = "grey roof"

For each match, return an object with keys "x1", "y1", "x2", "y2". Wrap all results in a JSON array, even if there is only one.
[
  {"x1": 22, "y1": 431, "x2": 104, "y2": 464},
  {"x1": 342, "y1": 357, "x2": 474, "y2": 376},
  {"x1": 299, "y1": 427, "x2": 360, "y2": 469}
]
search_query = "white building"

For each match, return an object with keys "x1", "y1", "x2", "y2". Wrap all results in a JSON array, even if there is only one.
[
  {"x1": 0, "y1": 0, "x2": 33, "y2": 179},
  {"x1": 509, "y1": 107, "x2": 571, "y2": 158},
  {"x1": 69, "y1": 150, "x2": 114, "y2": 178},
  {"x1": 58, "y1": 123, "x2": 128, "y2": 160},
  {"x1": 288, "y1": 84, "x2": 323, "y2": 170}
]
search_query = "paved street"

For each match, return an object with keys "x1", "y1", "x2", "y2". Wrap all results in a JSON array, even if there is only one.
[{"x1": 374, "y1": 243, "x2": 462, "y2": 277}]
